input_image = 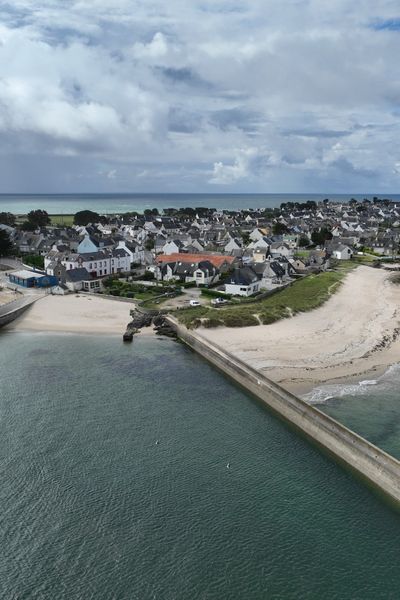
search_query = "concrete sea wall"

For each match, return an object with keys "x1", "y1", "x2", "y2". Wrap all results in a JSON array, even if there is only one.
[
  {"x1": 166, "y1": 316, "x2": 400, "y2": 505},
  {"x1": 0, "y1": 298, "x2": 37, "y2": 328}
]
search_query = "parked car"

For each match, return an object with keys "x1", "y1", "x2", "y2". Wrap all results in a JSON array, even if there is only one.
[
  {"x1": 211, "y1": 297, "x2": 228, "y2": 306},
  {"x1": 189, "y1": 299, "x2": 201, "y2": 307}
]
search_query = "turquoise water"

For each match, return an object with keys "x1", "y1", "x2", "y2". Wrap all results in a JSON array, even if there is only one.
[
  {"x1": 0, "y1": 193, "x2": 398, "y2": 214},
  {"x1": 1, "y1": 332, "x2": 400, "y2": 599},
  {"x1": 304, "y1": 366, "x2": 400, "y2": 460}
]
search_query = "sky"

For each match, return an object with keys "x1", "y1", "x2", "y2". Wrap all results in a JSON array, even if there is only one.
[{"x1": 0, "y1": 0, "x2": 400, "y2": 193}]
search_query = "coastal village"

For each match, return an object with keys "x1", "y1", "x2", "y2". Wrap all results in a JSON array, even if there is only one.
[{"x1": 0, "y1": 198, "x2": 399, "y2": 306}]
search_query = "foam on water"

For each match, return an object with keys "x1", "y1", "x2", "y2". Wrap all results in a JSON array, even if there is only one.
[{"x1": 303, "y1": 364, "x2": 400, "y2": 405}]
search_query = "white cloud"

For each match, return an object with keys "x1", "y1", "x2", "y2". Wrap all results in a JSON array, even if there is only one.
[{"x1": 0, "y1": 0, "x2": 400, "y2": 191}]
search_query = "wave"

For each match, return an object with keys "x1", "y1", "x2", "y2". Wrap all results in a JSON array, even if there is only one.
[{"x1": 303, "y1": 364, "x2": 400, "y2": 405}]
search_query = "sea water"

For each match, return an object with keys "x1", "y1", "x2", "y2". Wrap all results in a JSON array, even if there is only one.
[
  {"x1": 304, "y1": 365, "x2": 400, "y2": 460},
  {"x1": 1, "y1": 193, "x2": 399, "y2": 214},
  {"x1": 0, "y1": 332, "x2": 399, "y2": 599}
]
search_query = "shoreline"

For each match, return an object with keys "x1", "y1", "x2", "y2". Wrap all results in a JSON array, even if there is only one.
[
  {"x1": 167, "y1": 315, "x2": 400, "y2": 506},
  {"x1": 197, "y1": 266, "x2": 400, "y2": 396},
  {"x1": 6, "y1": 265, "x2": 400, "y2": 399},
  {"x1": 4, "y1": 294, "x2": 155, "y2": 336}
]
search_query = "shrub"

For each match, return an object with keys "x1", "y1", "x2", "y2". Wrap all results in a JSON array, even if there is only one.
[
  {"x1": 200, "y1": 288, "x2": 232, "y2": 299},
  {"x1": 142, "y1": 271, "x2": 155, "y2": 281},
  {"x1": 110, "y1": 288, "x2": 120, "y2": 296},
  {"x1": 103, "y1": 277, "x2": 115, "y2": 288},
  {"x1": 222, "y1": 313, "x2": 259, "y2": 327},
  {"x1": 202, "y1": 317, "x2": 224, "y2": 328}
]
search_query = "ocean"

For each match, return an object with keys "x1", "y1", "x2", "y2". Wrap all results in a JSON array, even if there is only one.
[
  {"x1": 304, "y1": 366, "x2": 400, "y2": 460},
  {"x1": 1, "y1": 193, "x2": 399, "y2": 214},
  {"x1": 0, "y1": 332, "x2": 399, "y2": 600}
]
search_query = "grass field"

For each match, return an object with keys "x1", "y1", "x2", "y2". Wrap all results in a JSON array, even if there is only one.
[
  {"x1": 49, "y1": 215, "x2": 75, "y2": 226},
  {"x1": 176, "y1": 268, "x2": 351, "y2": 329}
]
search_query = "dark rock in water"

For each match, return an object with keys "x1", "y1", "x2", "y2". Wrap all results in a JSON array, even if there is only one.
[
  {"x1": 123, "y1": 330, "x2": 134, "y2": 342},
  {"x1": 129, "y1": 310, "x2": 153, "y2": 329},
  {"x1": 152, "y1": 314, "x2": 165, "y2": 327},
  {"x1": 153, "y1": 318, "x2": 177, "y2": 339},
  {"x1": 123, "y1": 324, "x2": 139, "y2": 341}
]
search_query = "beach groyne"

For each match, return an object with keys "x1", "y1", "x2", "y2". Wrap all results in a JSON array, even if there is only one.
[
  {"x1": 166, "y1": 316, "x2": 400, "y2": 505},
  {"x1": 0, "y1": 297, "x2": 37, "y2": 328}
]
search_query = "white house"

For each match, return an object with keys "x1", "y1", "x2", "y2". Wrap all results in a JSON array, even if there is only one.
[
  {"x1": 253, "y1": 248, "x2": 268, "y2": 263},
  {"x1": 45, "y1": 248, "x2": 131, "y2": 278},
  {"x1": 224, "y1": 237, "x2": 242, "y2": 254},
  {"x1": 269, "y1": 242, "x2": 292, "y2": 258},
  {"x1": 332, "y1": 245, "x2": 353, "y2": 260},
  {"x1": 163, "y1": 240, "x2": 184, "y2": 255},
  {"x1": 225, "y1": 267, "x2": 260, "y2": 297}
]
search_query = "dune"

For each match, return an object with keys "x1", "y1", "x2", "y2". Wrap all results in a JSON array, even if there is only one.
[{"x1": 197, "y1": 266, "x2": 400, "y2": 394}]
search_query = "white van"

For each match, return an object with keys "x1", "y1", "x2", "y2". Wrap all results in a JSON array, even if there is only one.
[{"x1": 189, "y1": 299, "x2": 201, "y2": 307}]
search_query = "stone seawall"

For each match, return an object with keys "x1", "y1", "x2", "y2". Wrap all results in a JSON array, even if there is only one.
[
  {"x1": 166, "y1": 316, "x2": 400, "y2": 505},
  {"x1": 0, "y1": 298, "x2": 37, "y2": 328}
]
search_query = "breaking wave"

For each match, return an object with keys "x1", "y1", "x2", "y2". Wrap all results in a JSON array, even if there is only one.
[{"x1": 302, "y1": 364, "x2": 400, "y2": 405}]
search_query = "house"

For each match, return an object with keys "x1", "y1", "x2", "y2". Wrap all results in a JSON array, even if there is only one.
[
  {"x1": 190, "y1": 261, "x2": 220, "y2": 286},
  {"x1": 252, "y1": 260, "x2": 286, "y2": 287},
  {"x1": 332, "y1": 245, "x2": 353, "y2": 260},
  {"x1": 9, "y1": 270, "x2": 58, "y2": 288},
  {"x1": 156, "y1": 253, "x2": 236, "y2": 272},
  {"x1": 156, "y1": 259, "x2": 220, "y2": 286},
  {"x1": 253, "y1": 248, "x2": 268, "y2": 263},
  {"x1": 49, "y1": 264, "x2": 101, "y2": 293},
  {"x1": 269, "y1": 242, "x2": 292, "y2": 258},
  {"x1": 163, "y1": 240, "x2": 185, "y2": 255},
  {"x1": 225, "y1": 267, "x2": 260, "y2": 297},
  {"x1": 224, "y1": 237, "x2": 242, "y2": 254},
  {"x1": 77, "y1": 234, "x2": 99, "y2": 254},
  {"x1": 45, "y1": 248, "x2": 131, "y2": 278}
]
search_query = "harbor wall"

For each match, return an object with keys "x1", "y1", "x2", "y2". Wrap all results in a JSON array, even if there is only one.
[
  {"x1": 166, "y1": 316, "x2": 400, "y2": 505},
  {"x1": 0, "y1": 298, "x2": 36, "y2": 328}
]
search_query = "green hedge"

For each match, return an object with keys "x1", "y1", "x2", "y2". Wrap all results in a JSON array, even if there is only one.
[{"x1": 200, "y1": 288, "x2": 232, "y2": 299}]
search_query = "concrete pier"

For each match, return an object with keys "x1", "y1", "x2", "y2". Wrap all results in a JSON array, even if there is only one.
[
  {"x1": 0, "y1": 297, "x2": 38, "y2": 328},
  {"x1": 166, "y1": 316, "x2": 400, "y2": 506}
]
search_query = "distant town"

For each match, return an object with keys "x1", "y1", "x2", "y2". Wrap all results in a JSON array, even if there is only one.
[{"x1": 0, "y1": 197, "x2": 399, "y2": 310}]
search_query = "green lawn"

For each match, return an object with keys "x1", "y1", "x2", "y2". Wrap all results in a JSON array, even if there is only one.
[
  {"x1": 49, "y1": 214, "x2": 75, "y2": 226},
  {"x1": 176, "y1": 268, "x2": 349, "y2": 329}
]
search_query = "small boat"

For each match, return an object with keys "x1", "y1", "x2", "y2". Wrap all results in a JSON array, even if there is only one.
[
  {"x1": 226, "y1": 463, "x2": 230, "y2": 469},
  {"x1": 155, "y1": 440, "x2": 159, "y2": 445}
]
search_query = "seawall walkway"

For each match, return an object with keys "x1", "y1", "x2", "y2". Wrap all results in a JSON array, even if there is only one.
[
  {"x1": 0, "y1": 296, "x2": 39, "y2": 328},
  {"x1": 166, "y1": 316, "x2": 400, "y2": 506}
]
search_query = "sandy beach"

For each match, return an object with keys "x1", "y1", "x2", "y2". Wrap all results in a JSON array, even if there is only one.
[
  {"x1": 198, "y1": 266, "x2": 400, "y2": 394},
  {"x1": 5, "y1": 294, "x2": 154, "y2": 336}
]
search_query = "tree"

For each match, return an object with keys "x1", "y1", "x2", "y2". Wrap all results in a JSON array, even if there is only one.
[
  {"x1": 0, "y1": 212, "x2": 15, "y2": 226},
  {"x1": 27, "y1": 209, "x2": 50, "y2": 228},
  {"x1": 272, "y1": 222, "x2": 289, "y2": 235},
  {"x1": 241, "y1": 231, "x2": 251, "y2": 245},
  {"x1": 74, "y1": 210, "x2": 100, "y2": 226},
  {"x1": 0, "y1": 230, "x2": 13, "y2": 256},
  {"x1": 145, "y1": 238, "x2": 155, "y2": 251},
  {"x1": 311, "y1": 227, "x2": 332, "y2": 246},
  {"x1": 298, "y1": 235, "x2": 309, "y2": 247}
]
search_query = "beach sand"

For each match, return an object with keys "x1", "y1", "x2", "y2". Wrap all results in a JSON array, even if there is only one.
[
  {"x1": 198, "y1": 266, "x2": 400, "y2": 394},
  {"x1": 5, "y1": 294, "x2": 154, "y2": 336}
]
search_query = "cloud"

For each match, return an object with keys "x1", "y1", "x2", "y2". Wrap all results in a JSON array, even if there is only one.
[{"x1": 1, "y1": 0, "x2": 400, "y2": 192}]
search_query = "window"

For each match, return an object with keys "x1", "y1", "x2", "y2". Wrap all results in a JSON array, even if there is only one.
[{"x1": 240, "y1": 287, "x2": 248, "y2": 291}]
